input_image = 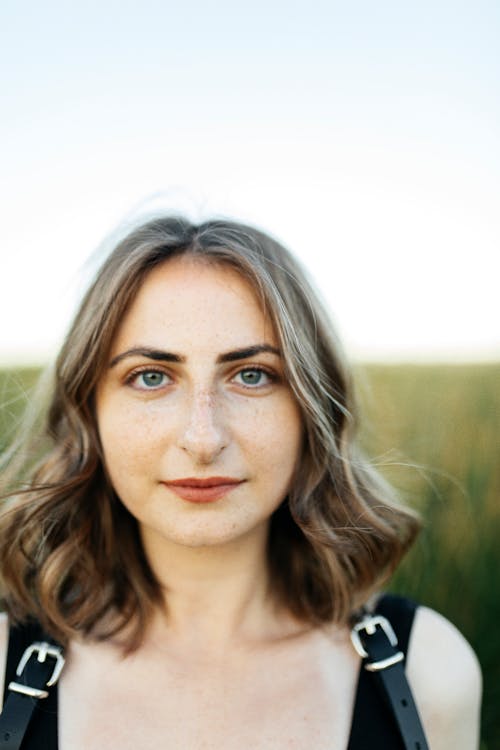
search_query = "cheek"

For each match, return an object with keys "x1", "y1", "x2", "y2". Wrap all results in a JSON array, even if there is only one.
[
  {"x1": 98, "y1": 402, "x2": 163, "y2": 483},
  {"x1": 243, "y1": 398, "x2": 303, "y2": 478}
]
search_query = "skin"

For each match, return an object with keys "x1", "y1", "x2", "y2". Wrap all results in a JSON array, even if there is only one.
[
  {"x1": 0, "y1": 256, "x2": 482, "y2": 748},
  {"x1": 95, "y1": 256, "x2": 304, "y2": 571}
]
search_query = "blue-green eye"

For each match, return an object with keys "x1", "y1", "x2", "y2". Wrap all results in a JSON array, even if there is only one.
[
  {"x1": 234, "y1": 368, "x2": 273, "y2": 388},
  {"x1": 131, "y1": 370, "x2": 170, "y2": 390}
]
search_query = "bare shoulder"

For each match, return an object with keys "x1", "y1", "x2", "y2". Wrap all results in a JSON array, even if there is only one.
[
  {"x1": 0, "y1": 611, "x2": 8, "y2": 711},
  {"x1": 407, "y1": 606, "x2": 482, "y2": 750},
  {"x1": 0, "y1": 612, "x2": 8, "y2": 656}
]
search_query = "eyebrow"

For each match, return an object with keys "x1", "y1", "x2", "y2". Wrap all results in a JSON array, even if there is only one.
[
  {"x1": 109, "y1": 344, "x2": 281, "y2": 368},
  {"x1": 217, "y1": 345, "x2": 281, "y2": 363}
]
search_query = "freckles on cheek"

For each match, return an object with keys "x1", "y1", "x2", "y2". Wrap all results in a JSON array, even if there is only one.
[
  {"x1": 99, "y1": 406, "x2": 157, "y2": 471},
  {"x1": 246, "y1": 400, "x2": 302, "y2": 470}
]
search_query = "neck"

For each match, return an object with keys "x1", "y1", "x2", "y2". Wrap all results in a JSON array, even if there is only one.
[{"x1": 140, "y1": 522, "x2": 290, "y2": 655}]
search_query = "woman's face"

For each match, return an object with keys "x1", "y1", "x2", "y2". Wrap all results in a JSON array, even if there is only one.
[{"x1": 96, "y1": 256, "x2": 303, "y2": 553}]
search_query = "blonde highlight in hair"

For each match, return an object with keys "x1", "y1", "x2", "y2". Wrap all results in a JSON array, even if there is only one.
[{"x1": 0, "y1": 216, "x2": 420, "y2": 649}]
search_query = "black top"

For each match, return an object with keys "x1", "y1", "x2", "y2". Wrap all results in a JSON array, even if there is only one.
[
  {"x1": 347, "y1": 594, "x2": 417, "y2": 749},
  {"x1": 2, "y1": 593, "x2": 417, "y2": 749}
]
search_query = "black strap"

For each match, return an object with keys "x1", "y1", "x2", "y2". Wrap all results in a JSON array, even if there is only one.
[
  {"x1": 351, "y1": 599, "x2": 429, "y2": 750},
  {"x1": 0, "y1": 601, "x2": 428, "y2": 750},
  {"x1": 0, "y1": 637, "x2": 64, "y2": 750}
]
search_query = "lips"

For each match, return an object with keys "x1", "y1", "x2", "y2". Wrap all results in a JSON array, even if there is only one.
[{"x1": 161, "y1": 477, "x2": 244, "y2": 503}]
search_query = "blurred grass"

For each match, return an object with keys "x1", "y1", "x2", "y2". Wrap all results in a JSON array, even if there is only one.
[
  {"x1": 1, "y1": 363, "x2": 499, "y2": 746},
  {"x1": 0, "y1": 367, "x2": 42, "y2": 455},
  {"x1": 357, "y1": 362, "x2": 499, "y2": 749}
]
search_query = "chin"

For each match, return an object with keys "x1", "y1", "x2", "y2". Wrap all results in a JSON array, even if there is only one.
[{"x1": 142, "y1": 512, "x2": 267, "y2": 550}]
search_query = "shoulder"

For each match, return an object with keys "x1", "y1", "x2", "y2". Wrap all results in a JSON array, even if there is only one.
[
  {"x1": 0, "y1": 610, "x2": 7, "y2": 637},
  {"x1": 0, "y1": 612, "x2": 8, "y2": 710},
  {"x1": 406, "y1": 605, "x2": 482, "y2": 750},
  {"x1": 0, "y1": 611, "x2": 7, "y2": 658}
]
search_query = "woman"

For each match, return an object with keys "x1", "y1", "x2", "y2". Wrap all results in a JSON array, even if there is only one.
[{"x1": 0, "y1": 216, "x2": 481, "y2": 749}]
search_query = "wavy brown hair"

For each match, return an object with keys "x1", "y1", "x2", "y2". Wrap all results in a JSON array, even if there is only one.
[{"x1": 0, "y1": 215, "x2": 420, "y2": 649}]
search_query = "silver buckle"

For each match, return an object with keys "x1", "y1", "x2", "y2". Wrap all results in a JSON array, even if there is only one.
[
  {"x1": 8, "y1": 641, "x2": 65, "y2": 699},
  {"x1": 350, "y1": 614, "x2": 404, "y2": 671}
]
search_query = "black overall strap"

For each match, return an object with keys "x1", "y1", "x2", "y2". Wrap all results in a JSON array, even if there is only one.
[
  {"x1": 0, "y1": 623, "x2": 64, "y2": 750},
  {"x1": 349, "y1": 594, "x2": 429, "y2": 750}
]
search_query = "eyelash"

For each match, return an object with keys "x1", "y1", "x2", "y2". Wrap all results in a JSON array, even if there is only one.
[
  {"x1": 124, "y1": 365, "x2": 278, "y2": 392},
  {"x1": 124, "y1": 367, "x2": 172, "y2": 390},
  {"x1": 231, "y1": 366, "x2": 277, "y2": 389}
]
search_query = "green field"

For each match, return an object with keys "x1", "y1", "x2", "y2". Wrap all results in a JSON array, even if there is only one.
[
  {"x1": 1, "y1": 363, "x2": 499, "y2": 747},
  {"x1": 356, "y1": 362, "x2": 499, "y2": 749}
]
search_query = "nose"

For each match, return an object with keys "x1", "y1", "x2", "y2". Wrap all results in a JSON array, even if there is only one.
[{"x1": 177, "y1": 388, "x2": 228, "y2": 464}]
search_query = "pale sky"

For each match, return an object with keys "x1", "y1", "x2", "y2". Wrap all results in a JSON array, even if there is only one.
[{"x1": 1, "y1": 0, "x2": 498, "y2": 363}]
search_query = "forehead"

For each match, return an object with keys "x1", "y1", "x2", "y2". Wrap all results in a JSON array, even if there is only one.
[{"x1": 111, "y1": 256, "x2": 277, "y2": 354}]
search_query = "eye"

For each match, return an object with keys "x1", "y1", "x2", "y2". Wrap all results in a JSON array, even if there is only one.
[
  {"x1": 127, "y1": 369, "x2": 171, "y2": 390},
  {"x1": 232, "y1": 367, "x2": 274, "y2": 388}
]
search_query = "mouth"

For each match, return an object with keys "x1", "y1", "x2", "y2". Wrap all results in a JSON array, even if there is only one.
[{"x1": 161, "y1": 477, "x2": 245, "y2": 504}]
